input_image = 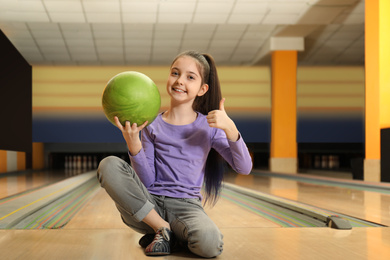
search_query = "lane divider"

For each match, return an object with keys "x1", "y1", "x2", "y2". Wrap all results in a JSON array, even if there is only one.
[
  {"x1": 0, "y1": 179, "x2": 86, "y2": 222},
  {"x1": 0, "y1": 171, "x2": 96, "y2": 229},
  {"x1": 223, "y1": 182, "x2": 385, "y2": 229}
]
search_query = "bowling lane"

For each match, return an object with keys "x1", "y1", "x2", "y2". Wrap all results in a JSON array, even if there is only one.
[
  {"x1": 64, "y1": 188, "x2": 130, "y2": 230},
  {"x1": 62, "y1": 184, "x2": 282, "y2": 259},
  {"x1": 224, "y1": 170, "x2": 390, "y2": 227},
  {"x1": 0, "y1": 170, "x2": 69, "y2": 199},
  {"x1": 65, "y1": 188, "x2": 281, "y2": 230},
  {"x1": 2, "y1": 226, "x2": 390, "y2": 260},
  {"x1": 3, "y1": 168, "x2": 388, "y2": 230},
  {"x1": 1, "y1": 169, "x2": 390, "y2": 259}
]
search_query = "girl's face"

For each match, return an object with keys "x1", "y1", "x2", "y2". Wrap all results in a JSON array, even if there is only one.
[{"x1": 166, "y1": 56, "x2": 208, "y2": 106}]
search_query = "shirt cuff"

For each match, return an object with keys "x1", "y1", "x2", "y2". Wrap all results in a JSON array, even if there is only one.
[{"x1": 228, "y1": 132, "x2": 241, "y2": 143}]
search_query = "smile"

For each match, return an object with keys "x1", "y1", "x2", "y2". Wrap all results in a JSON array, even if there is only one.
[{"x1": 173, "y1": 88, "x2": 186, "y2": 93}]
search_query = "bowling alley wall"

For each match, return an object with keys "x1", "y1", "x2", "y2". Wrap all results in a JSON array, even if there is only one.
[
  {"x1": 29, "y1": 65, "x2": 364, "y2": 172},
  {"x1": 0, "y1": 30, "x2": 32, "y2": 173}
]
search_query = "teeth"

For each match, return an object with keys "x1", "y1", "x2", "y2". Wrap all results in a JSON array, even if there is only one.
[{"x1": 174, "y1": 88, "x2": 185, "y2": 93}]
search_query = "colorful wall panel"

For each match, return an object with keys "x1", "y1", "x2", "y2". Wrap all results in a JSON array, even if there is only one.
[
  {"x1": 0, "y1": 150, "x2": 26, "y2": 173},
  {"x1": 297, "y1": 67, "x2": 365, "y2": 143},
  {"x1": 32, "y1": 66, "x2": 364, "y2": 144},
  {"x1": 32, "y1": 66, "x2": 271, "y2": 143}
]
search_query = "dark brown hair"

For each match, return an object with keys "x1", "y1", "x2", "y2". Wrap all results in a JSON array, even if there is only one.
[{"x1": 171, "y1": 50, "x2": 224, "y2": 206}]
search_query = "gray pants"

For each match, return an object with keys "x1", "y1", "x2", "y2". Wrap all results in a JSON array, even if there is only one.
[{"x1": 97, "y1": 156, "x2": 223, "y2": 258}]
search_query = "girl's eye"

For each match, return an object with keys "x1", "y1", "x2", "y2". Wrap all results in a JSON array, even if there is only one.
[
  {"x1": 188, "y1": 75, "x2": 195, "y2": 80},
  {"x1": 171, "y1": 71, "x2": 178, "y2": 76}
]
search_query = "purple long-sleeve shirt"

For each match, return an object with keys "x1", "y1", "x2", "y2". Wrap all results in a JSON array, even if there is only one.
[{"x1": 129, "y1": 112, "x2": 252, "y2": 199}]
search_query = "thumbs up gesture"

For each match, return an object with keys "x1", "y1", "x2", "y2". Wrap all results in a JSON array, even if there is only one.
[{"x1": 206, "y1": 98, "x2": 239, "y2": 141}]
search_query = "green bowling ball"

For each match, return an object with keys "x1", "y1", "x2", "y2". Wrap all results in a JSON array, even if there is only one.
[{"x1": 102, "y1": 71, "x2": 161, "y2": 127}]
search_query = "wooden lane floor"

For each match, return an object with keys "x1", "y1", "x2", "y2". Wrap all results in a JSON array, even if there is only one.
[
  {"x1": 1, "y1": 226, "x2": 390, "y2": 259},
  {"x1": 65, "y1": 189, "x2": 281, "y2": 230},
  {"x1": 0, "y1": 170, "x2": 70, "y2": 199},
  {"x1": 1, "y1": 188, "x2": 390, "y2": 259},
  {"x1": 224, "y1": 171, "x2": 390, "y2": 227},
  {"x1": 1, "y1": 170, "x2": 390, "y2": 259}
]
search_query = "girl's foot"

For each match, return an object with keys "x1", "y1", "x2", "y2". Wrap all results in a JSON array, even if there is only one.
[
  {"x1": 139, "y1": 233, "x2": 155, "y2": 248},
  {"x1": 145, "y1": 227, "x2": 174, "y2": 256}
]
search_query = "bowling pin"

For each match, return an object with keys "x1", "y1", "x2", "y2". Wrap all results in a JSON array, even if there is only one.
[
  {"x1": 83, "y1": 155, "x2": 87, "y2": 171},
  {"x1": 329, "y1": 155, "x2": 334, "y2": 169},
  {"x1": 321, "y1": 155, "x2": 328, "y2": 169},
  {"x1": 314, "y1": 155, "x2": 321, "y2": 168},
  {"x1": 334, "y1": 155, "x2": 339, "y2": 169},
  {"x1": 93, "y1": 156, "x2": 98, "y2": 169},
  {"x1": 73, "y1": 155, "x2": 77, "y2": 170},
  {"x1": 88, "y1": 156, "x2": 92, "y2": 170}
]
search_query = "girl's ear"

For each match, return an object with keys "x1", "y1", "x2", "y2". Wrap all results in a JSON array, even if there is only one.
[{"x1": 197, "y1": 84, "x2": 209, "y2": 96}]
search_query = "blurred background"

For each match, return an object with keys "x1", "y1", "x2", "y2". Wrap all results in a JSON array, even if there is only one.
[{"x1": 0, "y1": 0, "x2": 367, "y2": 179}]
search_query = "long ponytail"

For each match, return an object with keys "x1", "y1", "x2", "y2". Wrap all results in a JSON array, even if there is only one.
[
  {"x1": 172, "y1": 51, "x2": 225, "y2": 206},
  {"x1": 197, "y1": 54, "x2": 225, "y2": 206}
]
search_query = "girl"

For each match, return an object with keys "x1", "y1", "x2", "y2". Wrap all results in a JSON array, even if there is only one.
[{"x1": 97, "y1": 51, "x2": 252, "y2": 258}]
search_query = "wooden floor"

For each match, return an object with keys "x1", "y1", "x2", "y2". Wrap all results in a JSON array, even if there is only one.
[
  {"x1": 1, "y1": 170, "x2": 390, "y2": 259},
  {"x1": 0, "y1": 170, "x2": 69, "y2": 199}
]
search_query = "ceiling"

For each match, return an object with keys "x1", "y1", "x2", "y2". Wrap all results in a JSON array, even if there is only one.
[{"x1": 0, "y1": 0, "x2": 365, "y2": 66}]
